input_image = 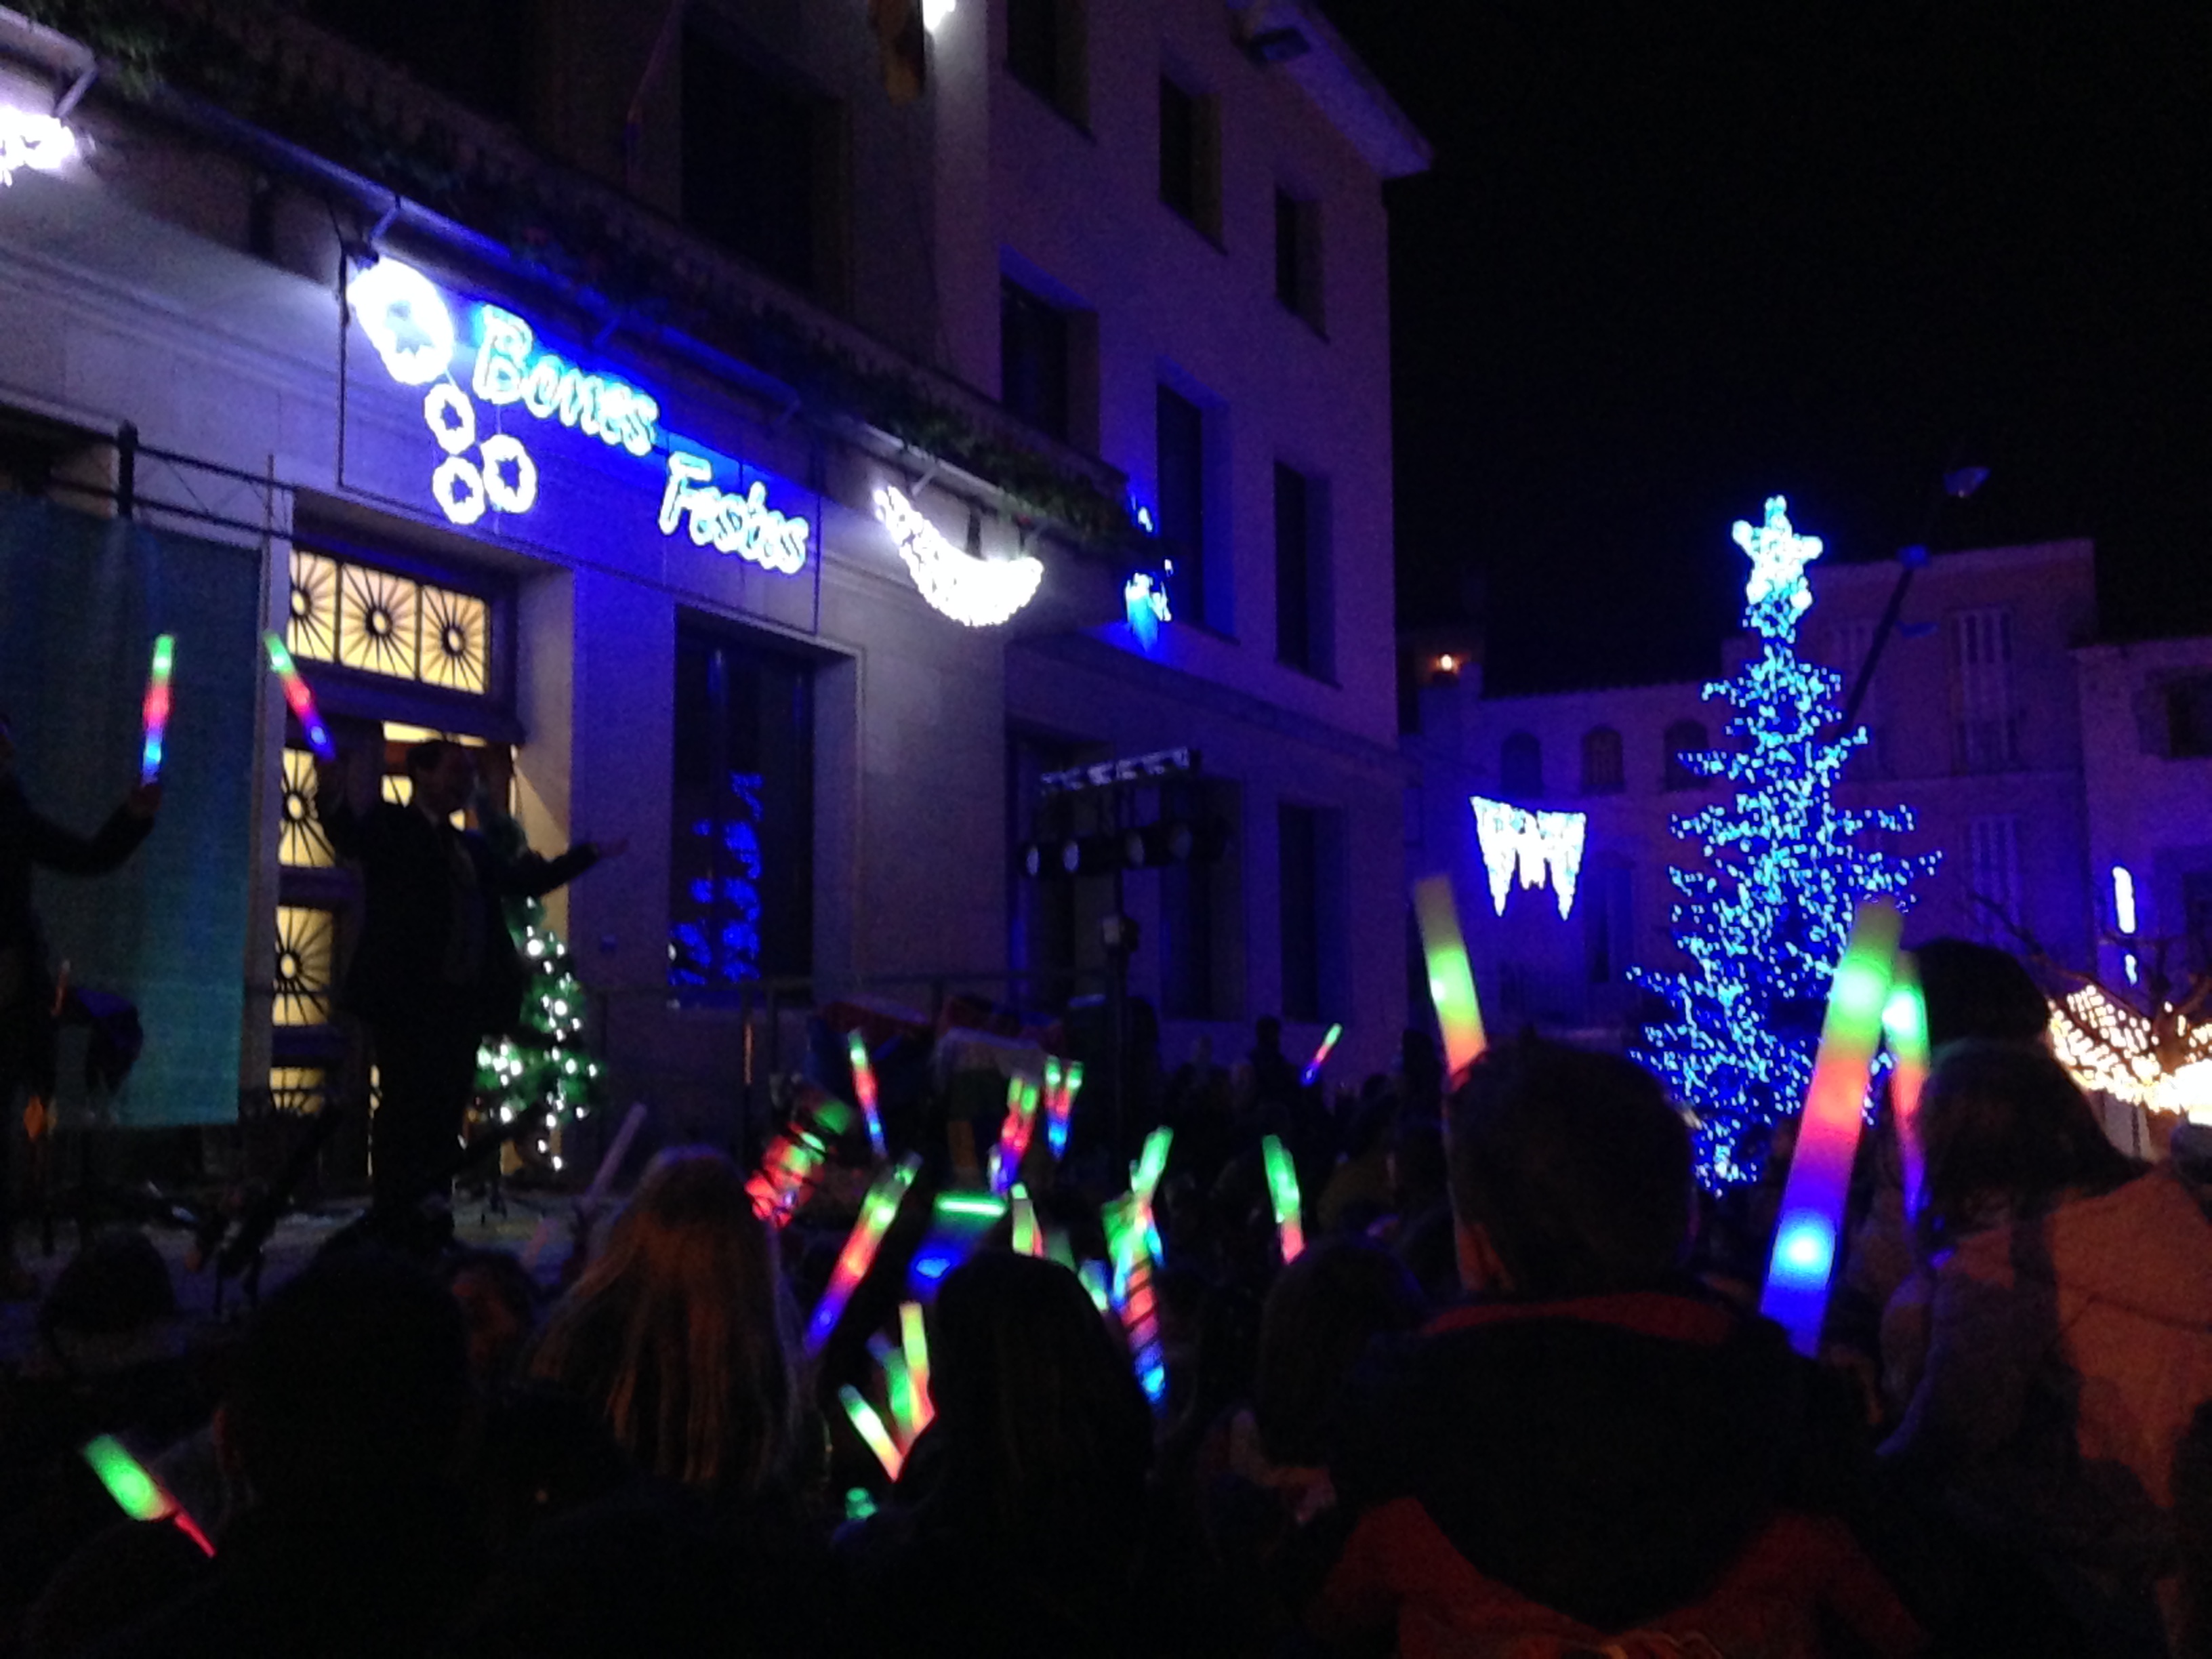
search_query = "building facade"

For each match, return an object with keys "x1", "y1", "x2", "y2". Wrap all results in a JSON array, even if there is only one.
[
  {"x1": 1406, "y1": 537, "x2": 2114, "y2": 1041},
  {"x1": 0, "y1": 0, "x2": 1425, "y2": 1145}
]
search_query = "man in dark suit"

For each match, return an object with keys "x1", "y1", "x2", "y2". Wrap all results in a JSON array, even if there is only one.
[
  {"x1": 0, "y1": 709, "x2": 161, "y2": 1294},
  {"x1": 317, "y1": 736, "x2": 614, "y2": 1216}
]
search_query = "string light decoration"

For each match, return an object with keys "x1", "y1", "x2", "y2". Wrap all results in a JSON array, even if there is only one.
[
  {"x1": 874, "y1": 487, "x2": 1043, "y2": 627},
  {"x1": 1470, "y1": 796, "x2": 1588, "y2": 918},
  {"x1": 475, "y1": 813, "x2": 603, "y2": 1147},
  {"x1": 1630, "y1": 498, "x2": 1938, "y2": 1189},
  {"x1": 2049, "y1": 983, "x2": 2212, "y2": 1120}
]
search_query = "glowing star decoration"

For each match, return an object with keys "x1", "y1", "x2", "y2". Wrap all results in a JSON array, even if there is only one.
[
  {"x1": 140, "y1": 635, "x2": 174, "y2": 786},
  {"x1": 1631, "y1": 499, "x2": 1936, "y2": 1189},
  {"x1": 0, "y1": 104, "x2": 77, "y2": 186},
  {"x1": 1733, "y1": 494, "x2": 1824, "y2": 630},
  {"x1": 874, "y1": 487, "x2": 1044, "y2": 628},
  {"x1": 2049, "y1": 984, "x2": 2212, "y2": 1121},
  {"x1": 1760, "y1": 901, "x2": 1900, "y2": 1355},
  {"x1": 1262, "y1": 1134, "x2": 1305, "y2": 1263},
  {"x1": 263, "y1": 632, "x2": 335, "y2": 759},
  {"x1": 1881, "y1": 954, "x2": 1932, "y2": 1216},
  {"x1": 1470, "y1": 796, "x2": 1588, "y2": 919},
  {"x1": 1412, "y1": 874, "x2": 1488, "y2": 1080},
  {"x1": 81, "y1": 1435, "x2": 215, "y2": 1557},
  {"x1": 1301, "y1": 1023, "x2": 1343, "y2": 1088},
  {"x1": 1125, "y1": 571, "x2": 1172, "y2": 649},
  {"x1": 806, "y1": 1155, "x2": 921, "y2": 1353},
  {"x1": 348, "y1": 260, "x2": 458, "y2": 388}
]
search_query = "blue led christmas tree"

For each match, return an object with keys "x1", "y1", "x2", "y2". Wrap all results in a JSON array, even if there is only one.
[{"x1": 1631, "y1": 497, "x2": 1937, "y2": 1188}]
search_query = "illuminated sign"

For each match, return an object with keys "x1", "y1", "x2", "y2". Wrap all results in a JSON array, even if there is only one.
[
  {"x1": 873, "y1": 486, "x2": 1042, "y2": 627},
  {"x1": 346, "y1": 258, "x2": 808, "y2": 573},
  {"x1": 1471, "y1": 794, "x2": 1587, "y2": 919},
  {"x1": 0, "y1": 104, "x2": 76, "y2": 187}
]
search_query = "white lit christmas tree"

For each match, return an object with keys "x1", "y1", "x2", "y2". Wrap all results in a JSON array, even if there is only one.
[{"x1": 1631, "y1": 497, "x2": 1938, "y2": 1188}]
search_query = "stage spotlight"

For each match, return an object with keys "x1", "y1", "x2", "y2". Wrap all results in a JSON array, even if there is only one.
[{"x1": 1122, "y1": 820, "x2": 1198, "y2": 868}]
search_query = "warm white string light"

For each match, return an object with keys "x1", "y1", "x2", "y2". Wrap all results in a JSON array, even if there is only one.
[{"x1": 2049, "y1": 983, "x2": 2212, "y2": 1120}]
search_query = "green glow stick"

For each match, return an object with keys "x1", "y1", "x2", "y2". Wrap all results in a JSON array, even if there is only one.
[
  {"x1": 1882, "y1": 952, "x2": 1931, "y2": 1215},
  {"x1": 1261, "y1": 1134, "x2": 1305, "y2": 1261},
  {"x1": 839, "y1": 1384, "x2": 905, "y2": 1481},
  {"x1": 899, "y1": 1301, "x2": 933, "y2": 1434},
  {"x1": 806, "y1": 1154, "x2": 921, "y2": 1353},
  {"x1": 1010, "y1": 1183, "x2": 1042, "y2": 1256},
  {"x1": 82, "y1": 1435, "x2": 214, "y2": 1556},
  {"x1": 1413, "y1": 874, "x2": 1488, "y2": 1080}
]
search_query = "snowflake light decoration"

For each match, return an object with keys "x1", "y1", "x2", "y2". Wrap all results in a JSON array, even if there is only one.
[{"x1": 1470, "y1": 796, "x2": 1587, "y2": 919}]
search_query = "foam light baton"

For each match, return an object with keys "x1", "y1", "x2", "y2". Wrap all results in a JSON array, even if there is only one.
[
  {"x1": 1130, "y1": 1126, "x2": 1173, "y2": 1263},
  {"x1": 1102, "y1": 1197, "x2": 1167, "y2": 1407},
  {"x1": 867, "y1": 1334, "x2": 920, "y2": 1449},
  {"x1": 1300, "y1": 1023, "x2": 1343, "y2": 1088},
  {"x1": 806, "y1": 1153, "x2": 921, "y2": 1353},
  {"x1": 838, "y1": 1385, "x2": 905, "y2": 1483},
  {"x1": 1048, "y1": 1059, "x2": 1083, "y2": 1161},
  {"x1": 1881, "y1": 952, "x2": 1932, "y2": 1218},
  {"x1": 990, "y1": 1076, "x2": 1040, "y2": 1195},
  {"x1": 1261, "y1": 1134, "x2": 1305, "y2": 1263},
  {"x1": 82, "y1": 1435, "x2": 214, "y2": 1557},
  {"x1": 1413, "y1": 874, "x2": 1488, "y2": 1081},
  {"x1": 1760, "y1": 901, "x2": 1902, "y2": 1355},
  {"x1": 263, "y1": 632, "x2": 335, "y2": 759},
  {"x1": 1010, "y1": 1183, "x2": 1043, "y2": 1257},
  {"x1": 139, "y1": 634, "x2": 175, "y2": 785},
  {"x1": 846, "y1": 1030, "x2": 887, "y2": 1160},
  {"x1": 899, "y1": 1301, "x2": 933, "y2": 1435}
]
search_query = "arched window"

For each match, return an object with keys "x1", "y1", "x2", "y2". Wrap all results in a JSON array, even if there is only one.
[
  {"x1": 1500, "y1": 731, "x2": 1542, "y2": 799},
  {"x1": 1663, "y1": 719, "x2": 1708, "y2": 792},
  {"x1": 1580, "y1": 726, "x2": 1624, "y2": 796}
]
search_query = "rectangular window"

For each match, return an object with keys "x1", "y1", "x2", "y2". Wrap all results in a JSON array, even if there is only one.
[
  {"x1": 682, "y1": 27, "x2": 838, "y2": 298},
  {"x1": 1002, "y1": 278, "x2": 1071, "y2": 443},
  {"x1": 1160, "y1": 779, "x2": 1239, "y2": 1021},
  {"x1": 1273, "y1": 463, "x2": 1332, "y2": 676},
  {"x1": 1008, "y1": 0, "x2": 1084, "y2": 121},
  {"x1": 670, "y1": 623, "x2": 815, "y2": 991},
  {"x1": 1948, "y1": 608, "x2": 2020, "y2": 773},
  {"x1": 1583, "y1": 859, "x2": 1634, "y2": 984},
  {"x1": 1966, "y1": 815, "x2": 2021, "y2": 943},
  {"x1": 1275, "y1": 190, "x2": 1322, "y2": 327},
  {"x1": 1278, "y1": 802, "x2": 1343, "y2": 1024},
  {"x1": 287, "y1": 546, "x2": 495, "y2": 697},
  {"x1": 1160, "y1": 77, "x2": 1219, "y2": 235},
  {"x1": 1158, "y1": 384, "x2": 1210, "y2": 630},
  {"x1": 2167, "y1": 676, "x2": 2212, "y2": 758}
]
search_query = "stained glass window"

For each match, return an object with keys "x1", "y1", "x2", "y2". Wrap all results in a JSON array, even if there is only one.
[
  {"x1": 286, "y1": 548, "x2": 493, "y2": 696},
  {"x1": 270, "y1": 1065, "x2": 327, "y2": 1115},
  {"x1": 274, "y1": 905, "x2": 335, "y2": 1027},
  {"x1": 279, "y1": 747, "x2": 333, "y2": 868}
]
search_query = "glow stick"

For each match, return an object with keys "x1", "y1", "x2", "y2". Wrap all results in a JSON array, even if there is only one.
[
  {"x1": 1413, "y1": 874, "x2": 1488, "y2": 1080},
  {"x1": 934, "y1": 1191, "x2": 1008, "y2": 1224},
  {"x1": 899, "y1": 1301, "x2": 933, "y2": 1435},
  {"x1": 743, "y1": 1098, "x2": 852, "y2": 1229},
  {"x1": 81, "y1": 1435, "x2": 214, "y2": 1557},
  {"x1": 1078, "y1": 1259, "x2": 1111, "y2": 1314},
  {"x1": 1882, "y1": 952, "x2": 1931, "y2": 1218},
  {"x1": 262, "y1": 632, "x2": 335, "y2": 760},
  {"x1": 1300, "y1": 1023, "x2": 1343, "y2": 1088},
  {"x1": 1048, "y1": 1059, "x2": 1083, "y2": 1160},
  {"x1": 847, "y1": 1030, "x2": 886, "y2": 1159},
  {"x1": 1761, "y1": 902, "x2": 1902, "y2": 1355},
  {"x1": 991, "y1": 1076, "x2": 1040, "y2": 1195},
  {"x1": 1261, "y1": 1134, "x2": 1305, "y2": 1262},
  {"x1": 1010, "y1": 1183, "x2": 1043, "y2": 1257},
  {"x1": 1042, "y1": 1058, "x2": 1065, "y2": 1160},
  {"x1": 806, "y1": 1154, "x2": 921, "y2": 1353},
  {"x1": 1102, "y1": 1198, "x2": 1166, "y2": 1406},
  {"x1": 139, "y1": 634, "x2": 174, "y2": 785},
  {"x1": 838, "y1": 1385, "x2": 905, "y2": 1481},
  {"x1": 867, "y1": 1334, "x2": 919, "y2": 1448},
  {"x1": 1130, "y1": 1126, "x2": 1172, "y2": 1261}
]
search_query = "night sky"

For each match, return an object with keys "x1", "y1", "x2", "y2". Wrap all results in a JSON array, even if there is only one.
[{"x1": 1319, "y1": 1, "x2": 2211, "y2": 693}]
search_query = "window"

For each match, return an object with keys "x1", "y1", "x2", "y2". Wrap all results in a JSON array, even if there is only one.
[
  {"x1": 1500, "y1": 732, "x2": 1542, "y2": 799},
  {"x1": 1580, "y1": 726, "x2": 1624, "y2": 795},
  {"x1": 1583, "y1": 858, "x2": 1634, "y2": 985},
  {"x1": 1275, "y1": 190, "x2": 1322, "y2": 328},
  {"x1": 1002, "y1": 278, "x2": 1071, "y2": 443},
  {"x1": 1160, "y1": 778, "x2": 1239, "y2": 1021},
  {"x1": 1159, "y1": 77, "x2": 1218, "y2": 235},
  {"x1": 296, "y1": 0, "x2": 531, "y2": 124},
  {"x1": 1007, "y1": 0, "x2": 1084, "y2": 122},
  {"x1": 2167, "y1": 676, "x2": 2212, "y2": 758},
  {"x1": 669, "y1": 623, "x2": 815, "y2": 991},
  {"x1": 1966, "y1": 815, "x2": 2022, "y2": 943},
  {"x1": 1273, "y1": 462, "x2": 1331, "y2": 677},
  {"x1": 273, "y1": 905, "x2": 336, "y2": 1027},
  {"x1": 288, "y1": 548, "x2": 493, "y2": 695},
  {"x1": 1948, "y1": 608, "x2": 2020, "y2": 773},
  {"x1": 1158, "y1": 384, "x2": 1214, "y2": 630},
  {"x1": 682, "y1": 27, "x2": 840, "y2": 298},
  {"x1": 1278, "y1": 803, "x2": 1344, "y2": 1025},
  {"x1": 1663, "y1": 720, "x2": 1708, "y2": 792}
]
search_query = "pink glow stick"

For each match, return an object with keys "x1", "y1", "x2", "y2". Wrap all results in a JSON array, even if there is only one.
[
  {"x1": 847, "y1": 1029, "x2": 886, "y2": 1159},
  {"x1": 806, "y1": 1155, "x2": 921, "y2": 1353}
]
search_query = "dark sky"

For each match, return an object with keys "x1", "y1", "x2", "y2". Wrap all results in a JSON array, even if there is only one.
[{"x1": 1319, "y1": 1, "x2": 2212, "y2": 693}]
